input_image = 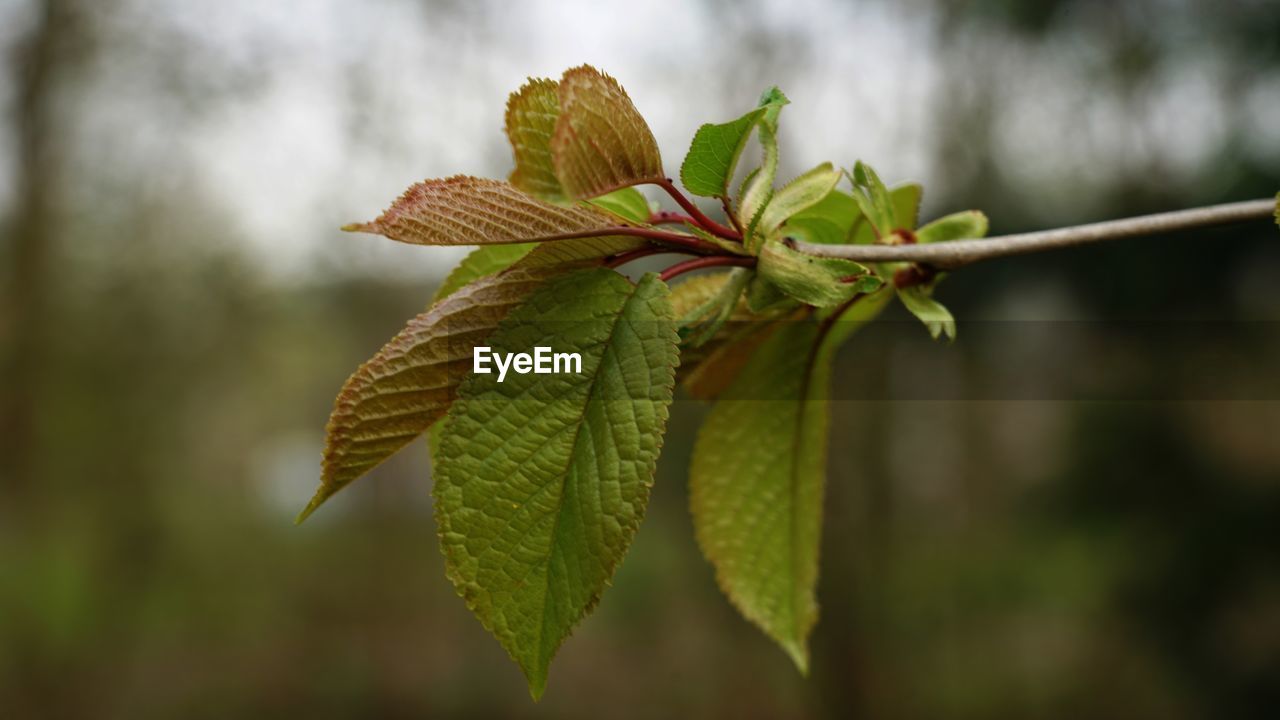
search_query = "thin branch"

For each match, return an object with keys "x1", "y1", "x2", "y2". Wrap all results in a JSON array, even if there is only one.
[
  {"x1": 652, "y1": 177, "x2": 743, "y2": 241},
  {"x1": 721, "y1": 196, "x2": 745, "y2": 235},
  {"x1": 658, "y1": 255, "x2": 755, "y2": 282},
  {"x1": 604, "y1": 247, "x2": 688, "y2": 269},
  {"x1": 541, "y1": 226, "x2": 722, "y2": 255},
  {"x1": 790, "y1": 198, "x2": 1277, "y2": 269},
  {"x1": 649, "y1": 211, "x2": 699, "y2": 227}
]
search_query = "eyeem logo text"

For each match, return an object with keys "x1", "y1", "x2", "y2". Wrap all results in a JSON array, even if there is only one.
[{"x1": 473, "y1": 346, "x2": 583, "y2": 383}]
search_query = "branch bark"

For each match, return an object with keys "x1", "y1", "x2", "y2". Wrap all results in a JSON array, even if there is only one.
[{"x1": 791, "y1": 198, "x2": 1277, "y2": 269}]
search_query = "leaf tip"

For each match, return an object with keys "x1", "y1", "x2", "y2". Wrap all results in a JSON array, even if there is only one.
[
  {"x1": 340, "y1": 222, "x2": 372, "y2": 233},
  {"x1": 758, "y1": 86, "x2": 789, "y2": 108},
  {"x1": 783, "y1": 638, "x2": 810, "y2": 676},
  {"x1": 525, "y1": 674, "x2": 549, "y2": 702},
  {"x1": 294, "y1": 488, "x2": 328, "y2": 525}
]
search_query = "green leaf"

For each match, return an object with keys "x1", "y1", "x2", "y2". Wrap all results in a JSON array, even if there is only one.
[
  {"x1": 587, "y1": 187, "x2": 652, "y2": 224},
  {"x1": 898, "y1": 284, "x2": 956, "y2": 341},
  {"x1": 301, "y1": 264, "x2": 561, "y2": 522},
  {"x1": 680, "y1": 89, "x2": 787, "y2": 198},
  {"x1": 680, "y1": 107, "x2": 767, "y2": 198},
  {"x1": 433, "y1": 244, "x2": 537, "y2": 304},
  {"x1": 785, "y1": 188, "x2": 861, "y2": 245},
  {"x1": 434, "y1": 269, "x2": 679, "y2": 699},
  {"x1": 345, "y1": 176, "x2": 615, "y2": 246},
  {"x1": 850, "y1": 164, "x2": 923, "y2": 239},
  {"x1": 550, "y1": 65, "x2": 664, "y2": 199},
  {"x1": 757, "y1": 163, "x2": 844, "y2": 238},
  {"x1": 891, "y1": 183, "x2": 923, "y2": 232},
  {"x1": 739, "y1": 124, "x2": 779, "y2": 249},
  {"x1": 506, "y1": 78, "x2": 565, "y2": 201},
  {"x1": 680, "y1": 319, "x2": 780, "y2": 401},
  {"x1": 668, "y1": 271, "x2": 777, "y2": 399},
  {"x1": 822, "y1": 285, "x2": 896, "y2": 349},
  {"x1": 692, "y1": 321, "x2": 823, "y2": 672},
  {"x1": 916, "y1": 210, "x2": 989, "y2": 244},
  {"x1": 678, "y1": 268, "x2": 754, "y2": 348},
  {"x1": 852, "y1": 183, "x2": 923, "y2": 244},
  {"x1": 745, "y1": 274, "x2": 799, "y2": 313},
  {"x1": 303, "y1": 237, "x2": 642, "y2": 522},
  {"x1": 757, "y1": 86, "x2": 790, "y2": 122},
  {"x1": 690, "y1": 289, "x2": 892, "y2": 670},
  {"x1": 757, "y1": 238, "x2": 882, "y2": 308},
  {"x1": 736, "y1": 89, "x2": 789, "y2": 245}
]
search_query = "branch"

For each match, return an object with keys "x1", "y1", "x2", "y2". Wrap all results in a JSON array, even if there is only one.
[
  {"x1": 651, "y1": 177, "x2": 743, "y2": 241},
  {"x1": 790, "y1": 198, "x2": 1277, "y2": 269},
  {"x1": 649, "y1": 211, "x2": 700, "y2": 227},
  {"x1": 658, "y1": 255, "x2": 755, "y2": 282},
  {"x1": 542, "y1": 226, "x2": 722, "y2": 255},
  {"x1": 604, "y1": 246, "x2": 687, "y2": 269}
]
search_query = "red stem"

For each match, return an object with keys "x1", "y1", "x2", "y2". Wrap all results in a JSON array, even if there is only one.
[
  {"x1": 652, "y1": 178, "x2": 743, "y2": 241},
  {"x1": 604, "y1": 247, "x2": 683, "y2": 269},
  {"x1": 649, "y1": 211, "x2": 700, "y2": 227},
  {"x1": 658, "y1": 255, "x2": 755, "y2": 282},
  {"x1": 721, "y1": 196, "x2": 744, "y2": 235},
  {"x1": 542, "y1": 226, "x2": 722, "y2": 255}
]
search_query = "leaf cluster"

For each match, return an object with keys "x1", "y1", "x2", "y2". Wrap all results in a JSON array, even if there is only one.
[{"x1": 301, "y1": 65, "x2": 989, "y2": 698}]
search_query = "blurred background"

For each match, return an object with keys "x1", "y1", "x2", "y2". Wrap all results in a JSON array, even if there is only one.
[{"x1": 2, "y1": 0, "x2": 1278, "y2": 717}]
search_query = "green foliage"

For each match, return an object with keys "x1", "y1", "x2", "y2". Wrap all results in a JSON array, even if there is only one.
[
  {"x1": 916, "y1": 210, "x2": 989, "y2": 244},
  {"x1": 433, "y1": 244, "x2": 537, "y2": 304},
  {"x1": 551, "y1": 66, "x2": 664, "y2": 199},
  {"x1": 588, "y1": 187, "x2": 652, "y2": 224},
  {"x1": 757, "y1": 163, "x2": 844, "y2": 238},
  {"x1": 898, "y1": 284, "x2": 957, "y2": 341},
  {"x1": 505, "y1": 78, "x2": 564, "y2": 201},
  {"x1": 306, "y1": 65, "x2": 991, "y2": 697},
  {"x1": 680, "y1": 89, "x2": 788, "y2": 198},
  {"x1": 690, "y1": 289, "x2": 889, "y2": 672},
  {"x1": 344, "y1": 176, "x2": 617, "y2": 246},
  {"x1": 757, "y1": 239, "x2": 881, "y2": 308},
  {"x1": 435, "y1": 269, "x2": 678, "y2": 698}
]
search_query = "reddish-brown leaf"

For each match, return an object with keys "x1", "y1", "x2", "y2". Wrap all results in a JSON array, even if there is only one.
[{"x1": 344, "y1": 176, "x2": 613, "y2": 246}]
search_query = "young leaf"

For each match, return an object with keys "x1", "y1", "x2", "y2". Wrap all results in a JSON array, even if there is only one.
[
  {"x1": 345, "y1": 176, "x2": 614, "y2": 246},
  {"x1": 690, "y1": 290, "x2": 890, "y2": 671},
  {"x1": 688, "y1": 321, "x2": 826, "y2": 672},
  {"x1": 852, "y1": 183, "x2": 923, "y2": 244},
  {"x1": 551, "y1": 65, "x2": 663, "y2": 199},
  {"x1": 506, "y1": 78, "x2": 565, "y2": 201},
  {"x1": 745, "y1": 274, "x2": 799, "y2": 314},
  {"x1": 736, "y1": 89, "x2": 788, "y2": 243},
  {"x1": 668, "y1": 272, "x2": 777, "y2": 398},
  {"x1": 916, "y1": 210, "x2": 989, "y2": 244},
  {"x1": 673, "y1": 268, "x2": 753, "y2": 348},
  {"x1": 680, "y1": 107, "x2": 767, "y2": 198},
  {"x1": 679, "y1": 86, "x2": 787, "y2": 200},
  {"x1": 680, "y1": 319, "x2": 781, "y2": 401},
  {"x1": 757, "y1": 163, "x2": 844, "y2": 238},
  {"x1": 301, "y1": 264, "x2": 561, "y2": 522},
  {"x1": 756, "y1": 237, "x2": 883, "y2": 308},
  {"x1": 434, "y1": 269, "x2": 679, "y2": 699},
  {"x1": 433, "y1": 243, "x2": 537, "y2": 304},
  {"x1": 303, "y1": 237, "x2": 643, "y2": 522},
  {"x1": 891, "y1": 183, "x2": 923, "y2": 233},
  {"x1": 785, "y1": 188, "x2": 861, "y2": 245},
  {"x1": 898, "y1": 284, "x2": 956, "y2": 341},
  {"x1": 587, "y1": 187, "x2": 652, "y2": 224},
  {"x1": 738, "y1": 123, "x2": 779, "y2": 247},
  {"x1": 855, "y1": 160, "x2": 896, "y2": 235}
]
